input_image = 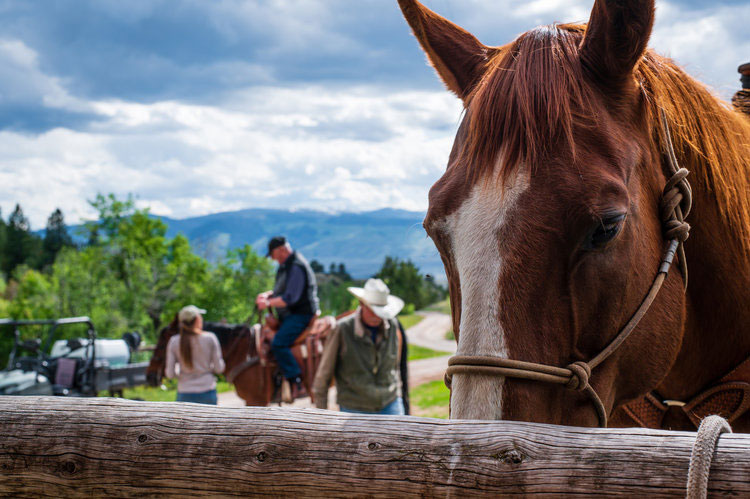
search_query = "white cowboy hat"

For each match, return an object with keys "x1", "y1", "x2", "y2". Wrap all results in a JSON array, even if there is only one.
[{"x1": 347, "y1": 278, "x2": 405, "y2": 320}]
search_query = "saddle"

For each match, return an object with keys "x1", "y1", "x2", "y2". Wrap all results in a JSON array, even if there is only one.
[{"x1": 233, "y1": 314, "x2": 335, "y2": 403}]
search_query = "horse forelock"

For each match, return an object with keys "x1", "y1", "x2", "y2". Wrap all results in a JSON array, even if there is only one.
[
  {"x1": 457, "y1": 21, "x2": 750, "y2": 258},
  {"x1": 462, "y1": 23, "x2": 594, "y2": 187}
]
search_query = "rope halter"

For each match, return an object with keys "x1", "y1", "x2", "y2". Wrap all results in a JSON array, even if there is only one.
[{"x1": 444, "y1": 109, "x2": 691, "y2": 427}]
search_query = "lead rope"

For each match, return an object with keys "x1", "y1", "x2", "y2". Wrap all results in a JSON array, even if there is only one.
[
  {"x1": 686, "y1": 416, "x2": 732, "y2": 499},
  {"x1": 444, "y1": 109, "x2": 692, "y2": 427}
]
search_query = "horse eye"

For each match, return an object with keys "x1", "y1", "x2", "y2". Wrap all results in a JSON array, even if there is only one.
[{"x1": 586, "y1": 214, "x2": 626, "y2": 249}]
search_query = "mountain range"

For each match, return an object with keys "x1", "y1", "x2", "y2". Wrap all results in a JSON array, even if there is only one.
[{"x1": 155, "y1": 208, "x2": 444, "y2": 279}]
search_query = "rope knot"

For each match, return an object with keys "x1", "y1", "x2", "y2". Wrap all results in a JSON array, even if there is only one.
[
  {"x1": 565, "y1": 361, "x2": 591, "y2": 391},
  {"x1": 660, "y1": 167, "x2": 692, "y2": 242}
]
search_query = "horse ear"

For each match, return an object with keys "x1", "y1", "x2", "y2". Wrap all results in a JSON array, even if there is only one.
[
  {"x1": 579, "y1": 0, "x2": 655, "y2": 85},
  {"x1": 398, "y1": 0, "x2": 494, "y2": 100}
]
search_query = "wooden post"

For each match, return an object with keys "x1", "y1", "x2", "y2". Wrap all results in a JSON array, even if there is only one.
[{"x1": 1, "y1": 396, "x2": 749, "y2": 497}]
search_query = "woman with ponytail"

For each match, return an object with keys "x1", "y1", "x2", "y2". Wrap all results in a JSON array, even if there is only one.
[{"x1": 165, "y1": 305, "x2": 225, "y2": 404}]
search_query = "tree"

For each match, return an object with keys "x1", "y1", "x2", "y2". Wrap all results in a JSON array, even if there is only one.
[
  {"x1": 6, "y1": 265, "x2": 56, "y2": 320},
  {"x1": 0, "y1": 208, "x2": 6, "y2": 276},
  {"x1": 199, "y1": 245, "x2": 274, "y2": 324},
  {"x1": 83, "y1": 193, "x2": 135, "y2": 245},
  {"x1": 42, "y1": 208, "x2": 74, "y2": 267},
  {"x1": 375, "y1": 257, "x2": 446, "y2": 311},
  {"x1": 3, "y1": 204, "x2": 42, "y2": 275},
  {"x1": 310, "y1": 259, "x2": 324, "y2": 273},
  {"x1": 336, "y1": 263, "x2": 352, "y2": 281}
]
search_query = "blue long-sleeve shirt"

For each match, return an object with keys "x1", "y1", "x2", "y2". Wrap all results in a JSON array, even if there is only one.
[{"x1": 274, "y1": 264, "x2": 306, "y2": 306}]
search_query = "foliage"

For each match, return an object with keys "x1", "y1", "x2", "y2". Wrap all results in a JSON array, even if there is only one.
[
  {"x1": 316, "y1": 273, "x2": 360, "y2": 317},
  {"x1": 2, "y1": 205, "x2": 42, "y2": 275},
  {"x1": 0, "y1": 194, "x2": 275, "y2": 363},
  {"x1": 0, "y1": 195, "x2": 447, "y2": 367},
  {"x1": 328, "y1": 262, "x2": 352, "y2": 281},
  {"x1": 200, "y1": 245, "x2": 274, "y2": 323},
  {"x1": 375, "y1": 256, "x2": 446, "y2": 311},
  {"x1": 0, "y1": 209, "x2": 6, "y2": 274},
  {"x1": 41, "y1": 209, "x2": 74, "y2": 268}
]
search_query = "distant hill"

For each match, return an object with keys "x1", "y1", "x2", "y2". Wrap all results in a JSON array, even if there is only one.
[{"x1": 154, "y1": 208, "x2": 444, "y2": 279}]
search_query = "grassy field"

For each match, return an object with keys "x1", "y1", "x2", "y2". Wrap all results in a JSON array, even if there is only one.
[
  {"x1": 407, "y1": 344, "x2": 451, "y2": 361},
  {"x1": 411, "y1": 380, "x2": 450, "y2": 419},
  {"x1": 107, "y1": 378, "x2": 233, "y2": 402}
]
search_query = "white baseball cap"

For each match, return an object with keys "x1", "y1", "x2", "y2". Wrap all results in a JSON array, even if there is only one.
[{"x1": 178, "y1": 305, "x2": 206, "y2": 324}]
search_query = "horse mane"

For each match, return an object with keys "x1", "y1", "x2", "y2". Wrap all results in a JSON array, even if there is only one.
[
  {"x1": 638, "y1": 53, "x2": 750, "y2": 256},
  {"x1": 463, "y1": 23, "x2": 750, "y2": 256}
]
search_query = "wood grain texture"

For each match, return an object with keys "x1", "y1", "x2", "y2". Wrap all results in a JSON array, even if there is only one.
[{"x1": 1, "y1": 396, "x2": 749, "y2": 497}]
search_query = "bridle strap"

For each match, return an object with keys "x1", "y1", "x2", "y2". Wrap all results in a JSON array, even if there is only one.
[{"x1": 445, "y1": 109, "x2": 692, "y2": 428}]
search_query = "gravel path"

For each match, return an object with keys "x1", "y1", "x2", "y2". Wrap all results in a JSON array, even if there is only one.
[
  {"x1": 404, "y1": 311, "x2": 455, "y2": 354},
  {"x1": 218, "y1": 309, "x2": 454, "y2": 408}
]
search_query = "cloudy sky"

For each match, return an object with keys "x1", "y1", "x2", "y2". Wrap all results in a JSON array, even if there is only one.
[{"x1": 1, "y1": 0, "x2": 747, "y2": 228}]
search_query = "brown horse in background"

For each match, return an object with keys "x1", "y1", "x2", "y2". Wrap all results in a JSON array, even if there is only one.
[
  {"x1": 147, "y1": 314, "x2": 334, "y2": 405},
  {"x1": 399, "y1": 0, "x2": 750, "y2": 430}
]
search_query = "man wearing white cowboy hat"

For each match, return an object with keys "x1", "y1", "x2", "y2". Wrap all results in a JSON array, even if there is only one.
[{"x1": 312, "y1": 278, "x2": 409, "y2": 415}]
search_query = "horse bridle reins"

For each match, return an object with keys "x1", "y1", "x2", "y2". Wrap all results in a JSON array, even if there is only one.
[{"x1": 444, "y1": 110, "x2": 693, "y2": 427}]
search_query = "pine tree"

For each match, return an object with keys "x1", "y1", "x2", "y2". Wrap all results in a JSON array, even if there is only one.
[
  {"x1": 4, "y1": 204, "x2": 42, "y2": 274},
  {"x1": 0, "y1": 208, "x2": 6, "y2": 277},
  {"x1": 42, "y1": 208, "x2": 73, "y2": 267},
  {"x1": 336, "y1": 263, "x2": 352, "y2": 280}
]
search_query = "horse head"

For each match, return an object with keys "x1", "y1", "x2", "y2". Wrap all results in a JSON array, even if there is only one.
[
  {"x1": 400, "y1": 0, "x2": 693, "y2": 426},
  {"x1": 146, "y1": 315, "x2": 179, "y2": 387}
]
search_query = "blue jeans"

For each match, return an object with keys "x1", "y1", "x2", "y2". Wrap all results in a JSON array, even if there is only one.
[
  {"x1": 340, "y1": 397, "x2": 406, "y2": 416},
  {"x1": 271, "y1": 313, "x2": 313, "y2": 379},
  {"x1": 177, "y1": 389, "x2": 218, "y2": 405}
]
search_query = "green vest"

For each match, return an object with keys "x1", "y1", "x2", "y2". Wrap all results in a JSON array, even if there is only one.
[{"x1": 335, "y1": 314, "x2": 401, "y2": 412}]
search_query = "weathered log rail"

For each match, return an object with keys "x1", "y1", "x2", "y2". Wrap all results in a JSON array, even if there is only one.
[{"x1": 1, "y1": 396, "x2": 749, "y2": 497}]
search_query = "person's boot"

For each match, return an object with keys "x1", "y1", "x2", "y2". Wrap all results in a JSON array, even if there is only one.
[
  {"x1": 291, "y1": 376, "x2": 304, "y2": 400},
  {"x1": 281, "y1": 378, "x2": 293, "y2": 404}
]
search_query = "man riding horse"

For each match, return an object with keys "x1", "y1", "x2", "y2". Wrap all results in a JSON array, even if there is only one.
[{"x1": 255, "y1": 236, "x2": 320, "y2": 402}]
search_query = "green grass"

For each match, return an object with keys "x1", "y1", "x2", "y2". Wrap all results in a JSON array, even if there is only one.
[
  {"x1": 411, "y1": 380, "x2": 450, "y2": 419},
  {"x1": 445, "y1": 329, "x2": 455, "y2": 341},
  {"x1": 424, "y1": 298, "x2": 451, "y2": 315},
  {"x1": 397, "y1": 312, "x2": 424, "y2": 330},
  {"x1": 407, "y1": 344, "x2": 451, "y2": 361},
  {"x1": 101, "y1": 376, "x2": 233, "y2": 402}
]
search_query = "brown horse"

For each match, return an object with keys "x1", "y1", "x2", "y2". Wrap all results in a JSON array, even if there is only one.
[
  {"x1": 399, "y1": 0, "x2": 750, "y2": 430},
  {"x1": 147, "y1": 314, "x2": 334, "y2": 405}
]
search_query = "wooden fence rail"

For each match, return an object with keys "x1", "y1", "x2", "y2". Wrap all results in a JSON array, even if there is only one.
[{"x1": 1, "y1": 396, "x2": 749, "y2": 497}]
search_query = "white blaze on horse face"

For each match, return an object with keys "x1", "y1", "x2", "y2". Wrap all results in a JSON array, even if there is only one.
[{"x1": 447, "y1": 169, "x2": 529, "y2": 420}]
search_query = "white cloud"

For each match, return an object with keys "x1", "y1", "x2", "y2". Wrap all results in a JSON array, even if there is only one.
[
  {"x1": 1, "y1": 85, "x2": 462, "y2": 228},
  {"x1": 1, "y1": 0, "x2": 746, "y2": 229},
  {"x1": 650, "y1": 2, "x2": 750, "y2": 98},
  {"x1": 0, "y1": 39, "x2": 91, "y2": 112}
]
